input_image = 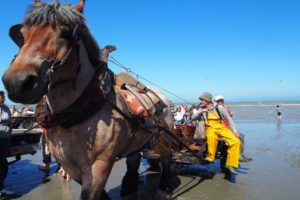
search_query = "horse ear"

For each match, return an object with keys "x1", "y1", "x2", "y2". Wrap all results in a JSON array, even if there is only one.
[{"x1": 74, "y1": 0, "x2": 85, "y2": 13}]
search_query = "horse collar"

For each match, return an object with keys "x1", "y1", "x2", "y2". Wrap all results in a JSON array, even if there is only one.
[{"x1": 36, "y1": 66, "x2": 109, "y2": 129}]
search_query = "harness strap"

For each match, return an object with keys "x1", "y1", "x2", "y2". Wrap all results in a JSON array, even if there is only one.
[
  {"x1": 107, "y1": 99, "x2": 141, "y2": 160},
  {"x1": 115, "y1": 130, "x2": 137, "y2": 161},
  {"x1": 203, "y1": 105, "x2": 223, "y2": 121},
  {"x1": 48, "y1": 26, "x2": 81, "y2": 90},
  {"x1": 107, "y1": 100, "x2": 139, "y2": 128}
]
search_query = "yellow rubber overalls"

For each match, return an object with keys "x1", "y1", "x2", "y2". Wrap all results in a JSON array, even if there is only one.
[{"x1": 204, "y1": 109, "x2": 240, "y2": 168}]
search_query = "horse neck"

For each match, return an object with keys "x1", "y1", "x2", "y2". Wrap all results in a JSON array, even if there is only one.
[{"x1": 46, "y1": 40, "x2": 96, "y2": 114}]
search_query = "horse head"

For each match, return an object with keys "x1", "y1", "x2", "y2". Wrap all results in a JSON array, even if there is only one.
[{"x1": 2, "y1": 0, "x2": 102, "y2": 104}]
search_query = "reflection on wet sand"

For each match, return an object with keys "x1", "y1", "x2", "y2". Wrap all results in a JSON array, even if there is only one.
[{"x1": 277, "y1": 119, "x2": 282, "y2": 131}]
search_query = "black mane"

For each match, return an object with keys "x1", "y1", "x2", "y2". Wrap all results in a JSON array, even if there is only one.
[
  {"x1": 24, "y1": 1, "x2": 102, "y2": 67},
  {"x1": 24, "y1": 2, "x2": 84, "y2": 27}
]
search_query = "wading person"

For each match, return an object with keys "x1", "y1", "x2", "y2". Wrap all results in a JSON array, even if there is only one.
[
  {"x1": 276, "y1": 105, "x2": 282, "y2": 120},
  {"x1": 39, "y1": 128, "x2": 71, "y2": 181},
  {"x1": 194, "y1": 92, "x2": 240, "y2": 175},
  {"x1": 39, "y1": 127, "x2": 51, "y2": 171},
  {"x1": 0, "y1": 91, "x2": 15, "y2": 197},
  {"x1": 214, "y1": 95, "x2": 253, "y2": 162}
]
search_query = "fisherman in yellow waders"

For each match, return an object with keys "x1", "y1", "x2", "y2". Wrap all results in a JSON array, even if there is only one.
[{"x1": 193, "y1": 92, "x2": 240, "y2": 175}]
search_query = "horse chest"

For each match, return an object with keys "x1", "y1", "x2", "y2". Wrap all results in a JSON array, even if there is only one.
[{"x1": 47, "y1": 128, "x2": 86, "y2": 160}]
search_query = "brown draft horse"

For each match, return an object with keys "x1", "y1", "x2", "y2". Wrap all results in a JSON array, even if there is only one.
[{"x1": 2, "y1": 1, "x2": 174, "y2": 199}]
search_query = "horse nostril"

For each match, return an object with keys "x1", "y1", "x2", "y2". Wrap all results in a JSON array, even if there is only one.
[{"x1": 21, "y1": 75, "x2": 38, "y2": 91}]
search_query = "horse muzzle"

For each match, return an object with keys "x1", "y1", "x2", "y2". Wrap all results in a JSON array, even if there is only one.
[{"x1": 2, "y1": 61, "x2": 50, "y2": 104}]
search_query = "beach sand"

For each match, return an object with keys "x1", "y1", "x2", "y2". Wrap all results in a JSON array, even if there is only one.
[{"x1": 2, "y1": 104, "x2": 300, "y2": 200}]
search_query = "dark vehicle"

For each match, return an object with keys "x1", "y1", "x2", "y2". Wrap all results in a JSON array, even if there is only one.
[
  {"x1": 12, "y1": 115, "x2": 36, "y2": 129},
  {"x1": 10, "y1": 111, "x2": 40, "y2": 158},
  {"x1": 9, "y1": 128, "x2": 42, "y2": 159},
  {"x1": 3, "y1": 127, "x2": 42, "y2": 178}
]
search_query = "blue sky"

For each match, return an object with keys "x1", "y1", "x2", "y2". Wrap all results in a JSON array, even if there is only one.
[{"x1": 0, "y1": 0, "x2": 299, "y2": 104}]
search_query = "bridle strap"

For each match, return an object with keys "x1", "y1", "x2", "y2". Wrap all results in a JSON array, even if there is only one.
[{"x1": 47, "y1": 25, "x2": 81, "y2": 90}]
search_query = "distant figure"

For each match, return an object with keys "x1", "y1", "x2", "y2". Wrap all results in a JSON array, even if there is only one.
[
  {"x1": 39, "y1": 128, "x2": 51, "y2": 172},
  {"x1": 12, "y1": 106, "x2": 20, "y2": 117},
  {"x1": 21, "y1": 105, "x2": 34, "y2": 116},
  {"x1": 276, "y1": 105, "x2": 282, "y2": 120},
  {"x1": 173, "y1": 106, "x2": 186, "y2": 125},
  {"x1": 39, "y1": 127, "x2": 72, "y2": 181}
]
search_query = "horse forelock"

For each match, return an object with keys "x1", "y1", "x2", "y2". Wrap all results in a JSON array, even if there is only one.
[
  {"x1": 24, "y1": 1, "x2": 85, "y2": 28},
  {"x1": 23, "y1": 1, "x2": 102, "y2": 68}
]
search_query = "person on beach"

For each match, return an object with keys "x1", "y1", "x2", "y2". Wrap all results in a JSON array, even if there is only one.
[
  {"x1": 39, "y1": 127, "x2": 72, "y2": 181},
  {"x1": 39, "y1": 127, "x2": 52, "y2": 171},
  {"x1": 0, "y1": 91, "x2": 15, "y2": 197},
  {"x1": 173, "y1": 105, "x2": 186, "y2": 125},
  {"x1": 214, "y1": 95, "x2": 253, "y2": 162},
  {"x1": 276, "y1": 105, "x2": 282, "y2": 120},
  {"x1": 192, "y1": 92, "x2": 240, "y2": 175},
  {"x1": 21, "y1": 104, "x2": 34, "y2": 116}
]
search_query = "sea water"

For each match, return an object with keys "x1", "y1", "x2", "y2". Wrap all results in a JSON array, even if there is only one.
[{"x1": 229, "y1": 101, "x2": 300, "y2": 123}]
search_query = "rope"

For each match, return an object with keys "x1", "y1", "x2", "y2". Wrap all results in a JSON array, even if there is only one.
[{"x1": 109, "y1": 56, "x2": 192, "y2": 105}]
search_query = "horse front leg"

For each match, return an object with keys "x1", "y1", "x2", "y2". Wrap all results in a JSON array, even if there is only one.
[
  {"x1": 80, "y1": 160, "x2": 114, "y2": 200},
  {"x1": 120, "y1": 153, "x2": 141, "y2": 197}
]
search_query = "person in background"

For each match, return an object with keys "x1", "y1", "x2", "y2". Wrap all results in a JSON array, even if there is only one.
[
  {"x1": 39, "y1": 127, "x2": 72, "y2": 181},
  {"x1": 189, "y1": 103, "x2": 206, "y2": 150},
  {"x1": 39, "y1": 127, "x2": 51, "y2": 171},
  {"x1": 0, "y1": 91, "x2": 15, "y2": 197},
  {"x1": 276, "y1": 105, "x2": 282, "y2": 120},
  {"x1": 173, "y1": 105, "x2": 186, "y2": 125},
  {"x1": 21, "y1": 105, "x2": 34, "y2": 116},
  {"x1": 193, "y1": 92, "x2": 240, "y2": 175},
  {"x1": 214, "y1": 95, "x2": 233, "y2": 117},
  {"x1": 214, "y1": 95, "x2": 253, "y2": 162},
  {"x1": 12, "y1": 106, "x2": 20, "y2": 117}
]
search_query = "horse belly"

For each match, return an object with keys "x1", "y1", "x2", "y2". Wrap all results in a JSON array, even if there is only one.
[{"x1": 122, "y1": 129, "x2": 152, "y2": 156}]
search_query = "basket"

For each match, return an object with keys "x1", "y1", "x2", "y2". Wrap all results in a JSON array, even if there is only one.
[{"x1": 181, "y1": 125, "x2": 196, "y2": 146}]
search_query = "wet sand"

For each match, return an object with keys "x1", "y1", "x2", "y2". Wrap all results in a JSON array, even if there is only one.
[{"x1": 2, "y1": 118, "x2": 300, "y2": 199}]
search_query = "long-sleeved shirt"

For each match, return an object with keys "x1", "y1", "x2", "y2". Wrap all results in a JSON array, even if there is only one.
[{"x1": 0, "y1": 104, "x2": 12, "y2": 139}]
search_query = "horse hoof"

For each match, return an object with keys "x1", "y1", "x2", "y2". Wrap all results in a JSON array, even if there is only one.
[
  {"x1": 121, "y1": 172, "x2": 139, "y2": 197},
  {"x1": 120, "y1": 187, "x2": 137, "y2": 197},
  {"x1": 100, "y1": 190, "x2": 111, "y2": 200},
  {"x1": 156, "y1": 190, "x2": 174, "y2": 200}
]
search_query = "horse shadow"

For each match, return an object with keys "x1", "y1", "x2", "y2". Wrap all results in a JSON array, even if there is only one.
[{"x1": 3, "y1": 159, "x2": 58, "y2": 199}]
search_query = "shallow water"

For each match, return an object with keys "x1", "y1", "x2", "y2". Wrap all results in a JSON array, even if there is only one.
[{"x1": 2, "y1": 103, "x2": 300, "y2": 200}]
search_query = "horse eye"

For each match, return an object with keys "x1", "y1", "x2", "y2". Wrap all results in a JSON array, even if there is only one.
[{"x1": 59, "y1": 29, "x2": 72, "y2": 40}]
